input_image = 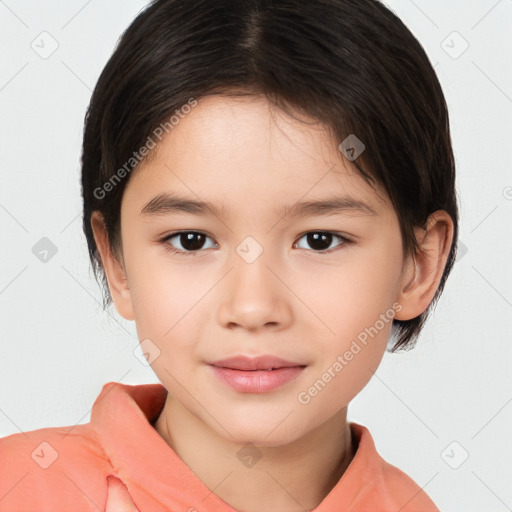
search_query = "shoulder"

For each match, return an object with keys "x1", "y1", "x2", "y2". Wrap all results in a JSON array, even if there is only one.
[
  {"x1": 346, "y1": 423, "x2": 440, "y2": 512},
  {"x1": 0, "y1": 422, "x2": 113, "y2": 511},
  {"x1": 375, "y1": 459, "x2": 440, "y2": 512}
]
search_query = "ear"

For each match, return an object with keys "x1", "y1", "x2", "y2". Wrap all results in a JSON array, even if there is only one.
[
  {"x1": 90, "y1": 211, "x2": 135, "y2": 321},
  {"x1": 394, "y1": 210, "x2": 454, "y2": 321}
]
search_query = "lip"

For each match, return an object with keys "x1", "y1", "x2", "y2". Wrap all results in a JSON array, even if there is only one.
[
  {"x1": 208, "y1": 355, "x2": 305, "y2": 371},
  {"x1": 207, "y1": 355, "x2": 307, "y2": 393}
]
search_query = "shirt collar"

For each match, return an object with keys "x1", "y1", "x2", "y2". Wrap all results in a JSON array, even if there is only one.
[{"x1": 90, "y1": 381, "x2": 391, "y2": 511}]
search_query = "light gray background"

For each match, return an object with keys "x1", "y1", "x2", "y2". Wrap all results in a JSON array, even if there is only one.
[{"x1": 1, "y1": 1, "x2": 511, "y2": 511}]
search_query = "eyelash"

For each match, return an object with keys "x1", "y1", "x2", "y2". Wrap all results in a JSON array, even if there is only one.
[{"x1": 159, "y1": 230, "x2": 352, "y2": 257}]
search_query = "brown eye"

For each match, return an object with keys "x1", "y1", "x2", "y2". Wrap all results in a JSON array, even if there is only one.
[
  {"x1": 295, "y1": 232, "x2": 347, "y2": 252},
  {"x1": 163, "y1": 231, "x2": 217, "y2": 255}
]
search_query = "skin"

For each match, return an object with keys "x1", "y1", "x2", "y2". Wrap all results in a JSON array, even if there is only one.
[{"x1": 92, "y1": 95, "x2": 453, "y2": 512}]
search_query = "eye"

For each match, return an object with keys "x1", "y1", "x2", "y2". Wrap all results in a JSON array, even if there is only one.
[
  {"x1": 161, "y1": 231, "x2": 217, "y2": 256},
  {"x1": 294, "y1": 231, "x2": 349, "y2": 253},
  {"x1": 160, "y1": 230, "x2": 350, "y2": 257}
]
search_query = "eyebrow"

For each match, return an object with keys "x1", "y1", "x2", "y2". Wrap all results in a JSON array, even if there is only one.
[{"x1": 140, "y1": 192, "x2": 378, "y2": 218}]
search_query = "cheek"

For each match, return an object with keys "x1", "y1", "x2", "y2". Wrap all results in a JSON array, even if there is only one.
[
  {"x1": 125, "y1": 246, "x2": 214, "y2": 349},
  {"x1": 295, "y1": 337, "x2": 386, "y2": 432},
  {"x1": 128, "y1": 270, "x2": 174, "y2": 337},
  {"x1": 294, "y1": 242, "x2": 403, "y2": 409},
  {"x1": 295, "y1": 280, "x2": 394, "y2": 426},
  {"x1": 303, "y1": 244, "x2": 403, "y2": 344}
]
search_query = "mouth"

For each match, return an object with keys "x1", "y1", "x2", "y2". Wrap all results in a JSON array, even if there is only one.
[
  {"x1": 207, "y1": 355, "x2": 307, "y2": 393},
  {"x1": 207, "y1": 355, "x2": 306, "y2": 371}
]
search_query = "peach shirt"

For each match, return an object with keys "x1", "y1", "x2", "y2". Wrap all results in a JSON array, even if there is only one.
[{"x1": 0, "y1": 382, "x2": 439, "y2": 511}]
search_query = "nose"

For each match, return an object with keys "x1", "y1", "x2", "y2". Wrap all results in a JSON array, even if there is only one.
[{"x1": 217, "y1": 247, "x2": 293, "y2": 332}]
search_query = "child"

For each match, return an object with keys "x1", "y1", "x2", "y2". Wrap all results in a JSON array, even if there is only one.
[{"x1": 0, "y1": 0, "x2": 458, "y2": 510}]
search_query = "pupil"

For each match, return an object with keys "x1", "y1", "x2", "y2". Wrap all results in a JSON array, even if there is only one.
[
  {"x1": 182, "y1": 232, "x2": 205, "y2": 251},
  {"x1": 178, "y1": 232, "x2": 333, "y2": 252},
  {"x1": 308, "y1": 232, "x2": 332, "y2": 251}
]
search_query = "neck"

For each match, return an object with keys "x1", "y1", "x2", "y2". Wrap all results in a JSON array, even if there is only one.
[{"x1": 153, "y1": 395, "x2": 355, "y2": 512}]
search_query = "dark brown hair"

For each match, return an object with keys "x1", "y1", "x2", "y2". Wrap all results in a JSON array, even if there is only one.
[{"x1": 81, "y1": 0, "x2": 458, "y2": 351}]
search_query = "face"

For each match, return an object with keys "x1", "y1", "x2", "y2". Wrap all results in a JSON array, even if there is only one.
[{"x1": 110, "y1": 95, "x2": 412, "y2": 445}]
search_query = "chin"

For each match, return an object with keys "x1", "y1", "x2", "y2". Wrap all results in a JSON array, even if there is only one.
[{"x1": 213, "y1": 417, "x2": 307, "y2": 448}]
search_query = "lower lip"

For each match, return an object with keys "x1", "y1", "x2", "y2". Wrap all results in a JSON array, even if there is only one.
[{"x1": 209, "y1": 365, "x2": 306, "y2": 393}]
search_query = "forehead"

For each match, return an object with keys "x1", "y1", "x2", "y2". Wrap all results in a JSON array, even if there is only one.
[{"x1": 123, "y1": 94, "x2": 389, "y2": 217}]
